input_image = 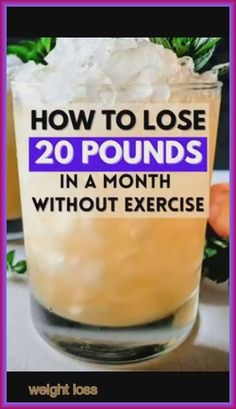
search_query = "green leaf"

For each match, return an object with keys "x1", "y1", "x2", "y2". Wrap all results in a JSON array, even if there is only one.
[
  {"x1": 7, "y1": 37, "x2": 56, "y2": 64},
  {"x1": 150, "y1": 37, "x2": 172, "y2": 49},
  {"x1": 13, "y1": 260, "x2": 27, "y2": 274},
  {"x1": 27, "y1": 48, "x2": 43, "y2": 64},
  {"x1": 194, "y1": 45, "x2": 216, "y2": 71},
  {"x1": 193, "y1": 37, "x2": 221, "y2": 59},
  {"x1": 212, "y1": 238, "x2": 229, "y2": 248},
  {"x1": 7, "y1": 45, "x2": 30, "y2": 63},
  {"x1": 149, "y1": 37, "x2": 222, "y2": 71},
  {"x1": 18, "y1": 40, "x2": 37, "y2": 51},
  {"x1": 204, "y1": 247, "x2": 217, "y2": 258},
  {"x1": 7, "y1": 250, "x2": 15, "y2": 269},
  {"x1": 171, "y1": 37, "x2": 193, "y2": 57},
  {"x1": 7, "y1": 250, "x2": 27, "y2": 275},
  {"x1": 192, "y1": 38, "x2": 221, "y2": 71},
  {"x1": 38, "y1": 37, "x2": 56, "y2": 54}
]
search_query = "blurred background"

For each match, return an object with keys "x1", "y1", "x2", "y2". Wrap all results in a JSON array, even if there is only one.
[{"x1": 7, "y1": 37, "x2": 229, "y2": 170}]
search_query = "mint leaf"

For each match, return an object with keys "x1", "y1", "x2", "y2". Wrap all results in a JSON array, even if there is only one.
[
  {"x1": 204, "y1": 247, "x2": 217, "y2": 258},
  {"x1": 7, "y1": 37, "x2": 56, "y2": 65},
  {"x1": 13, "y1": 260, "x2": 27, "y2": 274},
  {"x1": 18, "y1": 40, "x2": 37, "y2": 51},
  {"x1": 192, "y1": 37, "x2": 221, "y2": 59},
  {"x1": 171, "y1": 37, "x2": 193, "y2": 56},
  {"x1": 192, "y1": 38, "x2": 221, "y2": 71},
  {"x1": 7, "y1": 250, "x2": 15, "y2": 270},
  {"x1": 7, "y1": 250, "x2": 27, "y2": 275},
  {"x1": 149, "y1": 37, "x2": 172, "y2": 49},
  {"x1": 38, "y1": 37, "x2": 56, "y2": 54},
  {"x1": 7, "y1": 45, "x2": 31, "y2": 63},
  {"x1": 194, "y1": 46, "x2": 216, "y2": 71},
  {"x1": 149, "y1": 37, "x2": 222, "y2": 72}
]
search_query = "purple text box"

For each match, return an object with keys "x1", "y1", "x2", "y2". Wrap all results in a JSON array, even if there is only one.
[{"x1": 29, "y1": 137, "x2": 207, "y2": 172}]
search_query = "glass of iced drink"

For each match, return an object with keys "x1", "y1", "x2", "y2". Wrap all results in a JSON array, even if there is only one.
[{"x1": 12, "y1": 38, "x2": 222, "y2": 363}]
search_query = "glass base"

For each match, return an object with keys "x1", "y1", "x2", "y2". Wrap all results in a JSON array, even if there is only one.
[{"x1": 31, "y1": 290, "x2": 198, "y2": 364}]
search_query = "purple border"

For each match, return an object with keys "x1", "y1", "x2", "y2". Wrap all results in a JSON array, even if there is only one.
[{"x1": 0, "y1": 1, "x2": 234, "y2": 408}]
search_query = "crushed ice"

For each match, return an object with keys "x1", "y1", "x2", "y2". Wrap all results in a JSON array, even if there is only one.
[{"x1": 13, "y1": 38, "x2": 218, "y2": 103}]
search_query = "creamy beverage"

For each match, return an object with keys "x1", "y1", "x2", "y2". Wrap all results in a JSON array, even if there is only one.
[{"x1": 12, "y1": 38, "x2": 222, "y2": 361}]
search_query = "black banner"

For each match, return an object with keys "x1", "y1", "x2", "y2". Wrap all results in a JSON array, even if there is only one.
[
  {"x1": 7, "y1": 371, "x2": 229, "y2": 403},
  {"x1": 7, "y1": 7, "x2": 229, "y2": 37}
]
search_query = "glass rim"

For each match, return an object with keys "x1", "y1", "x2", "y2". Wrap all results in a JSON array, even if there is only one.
[
  {"x1": 169, "y1": 81, "x2": 223, "y2": 90},
  {"x1": 11, "y1": 79, "x2": 223, "y2": 90}
]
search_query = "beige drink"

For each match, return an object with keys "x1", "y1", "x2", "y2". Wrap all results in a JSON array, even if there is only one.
[
  {"x1": 7, "y1": 91, "x2": 21, "y2": 220},
  {"x1": 13, "y1": 86, "x2": 221, "y2": 328}
]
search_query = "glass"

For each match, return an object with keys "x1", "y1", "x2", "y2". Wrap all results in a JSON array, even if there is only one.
[
  {"x1": 7, "y1": 89, "x2": 22, "y2": 237},
  {"x1": 12, "y1": 81, "x2": 222, "y2": 363}
]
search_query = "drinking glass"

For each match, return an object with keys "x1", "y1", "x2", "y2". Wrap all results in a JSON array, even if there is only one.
[{"x1": 12, "y1": 81, "x2": 222, "y2": 363}]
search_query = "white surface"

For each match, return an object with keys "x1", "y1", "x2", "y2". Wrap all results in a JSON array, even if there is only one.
[
  {"x1": 211, "y1": 170, "x2": 229, "y2": 184},
  {"x1": 7, "y1": 170, "x2": 229, "y2": 371}
]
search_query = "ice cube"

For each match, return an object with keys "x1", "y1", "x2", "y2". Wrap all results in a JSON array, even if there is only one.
[
  {"x1": 117, "y1": 84, "x2": 153, "y2": 102},
  {"x1": 7, "y1": 55, "x2": 24, "y2": 91},
  {"x1": 151, "y1": 83, "x2": 171, "y2": 102}
]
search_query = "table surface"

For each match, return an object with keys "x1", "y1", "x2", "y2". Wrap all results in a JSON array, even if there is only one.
[{"x1": 7, "y1": 171, "x2": 229, "y2": 372}]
